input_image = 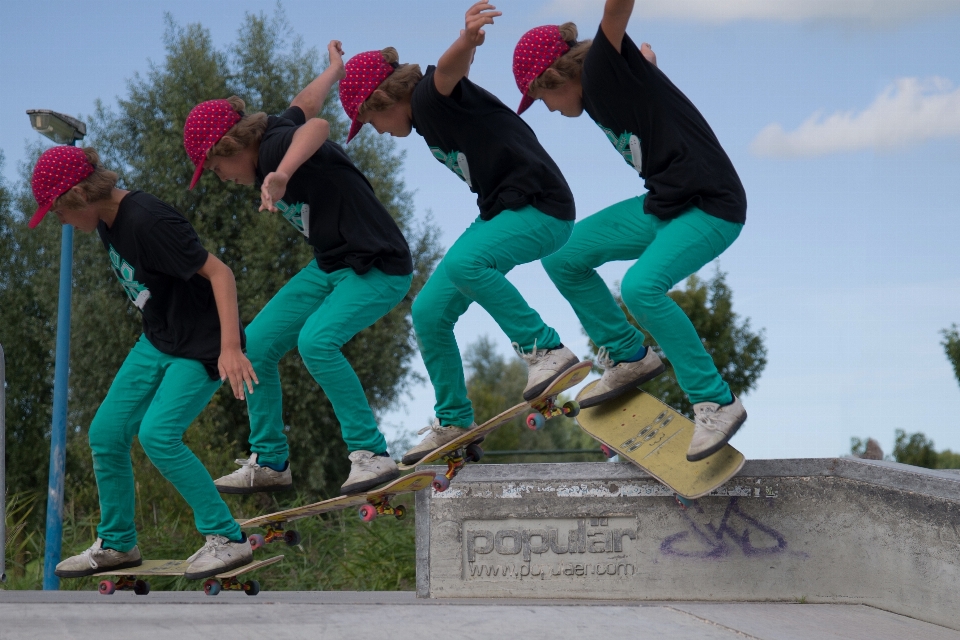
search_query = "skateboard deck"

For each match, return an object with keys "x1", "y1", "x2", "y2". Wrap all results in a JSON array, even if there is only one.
[
  {"x1": 92, "y1": 554, "x2": 283, "y2": 596},
  {"x1": 399, "y1": 361, "x2": 593, "y2": 490},
  {"x1": 575, "y1": 381, "x2": 744, "y2": 499},
  {"x1": 238, "y1": 470, "x2": 436, "y2": 547}
]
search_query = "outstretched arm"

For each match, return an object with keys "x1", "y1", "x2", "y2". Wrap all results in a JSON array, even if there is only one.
[
  {"x1": 259, "y1": 118, "x2": 331, "y2": 212},
  {"x1": 601, "y1": 0, "x2": 635, "y2": 54},
  {"x1": 434, "y1": 2, "x2": 502, "y2": 97},
  {"x1": 290, "y1": 40, "x2": 346, "y2": 117},
  {"x1": 196, "y1": 254, "x2": 259, "y2": 400}
]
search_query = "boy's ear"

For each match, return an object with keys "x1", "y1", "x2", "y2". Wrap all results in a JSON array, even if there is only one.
[
  {"x1": 68, "y1": 185, "x2": 88, "y2": 204},
  {"x1": 542, "y1": 68, "x2": 564, "y2": 83}
]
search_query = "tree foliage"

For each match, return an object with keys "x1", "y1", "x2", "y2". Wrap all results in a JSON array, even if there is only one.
[
  {"x1": 1, "y1": 8, "x2": 441, "y2": 545},
  {"x1": 464, "y1": 337, "x2": 605, "y2": 463},
  {"x1": 588, "y1": 269, "x2": 767, "y2": 416},
  {"x1": 941, "y1": 324, "x2": 960, "y2": 388}
]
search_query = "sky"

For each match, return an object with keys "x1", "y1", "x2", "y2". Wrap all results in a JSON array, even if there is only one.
[{"x1": 2, "y1": 0, "x2": 960, "y2": 461}]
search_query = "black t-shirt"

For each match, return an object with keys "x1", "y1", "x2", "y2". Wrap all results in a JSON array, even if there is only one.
[
  {"x1": 581, "y1": 26, "x2": 747, "y2": 224},
  {"x1": 97, "y1": 191, "x2": 243, "y2": 380},
  {"x1": 410, "y1": 66, "x2": 575, "y2": 222},
  {"x1": 256, "y1": 107, "x2": 413, "y2": 276}
]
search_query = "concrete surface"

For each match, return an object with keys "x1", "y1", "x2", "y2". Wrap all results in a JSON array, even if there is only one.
[
  {"x1": 416, "y1": 459, "x2": 960, "y2": 630},
  {"x1": 0, "y1": 591, "x2": 957, "y2": 639}
]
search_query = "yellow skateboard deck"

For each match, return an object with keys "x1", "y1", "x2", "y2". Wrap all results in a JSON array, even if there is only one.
[
  {"x1": 398, "y1": 361, "x2": 593, "y2": 488},
  {"x1": 238, "y1": 470, "x2": 436, "y2": 546},
  {"x1": 93, "y1": 555, "x2": 283, "y2": 596},
  {"x1": 575, "y1": 381, "x2": 744, "y2": 499}
]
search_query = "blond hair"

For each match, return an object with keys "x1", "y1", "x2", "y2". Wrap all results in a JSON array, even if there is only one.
[
  {"x1": 52, "y1": 147, "x2": 118, "y2": 210},
  {"x1": 528, "y1": 22, "x2": 592, "y2": 93},
  {"x1": 208, "y1": 96, "x2": 269, "y2": 158},
  {"x1": 357, "y1": 48, "x2": 423, "y2": 117}
]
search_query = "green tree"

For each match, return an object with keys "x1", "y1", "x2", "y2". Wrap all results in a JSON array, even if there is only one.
[
  {"x1": 464, "y1": 336, "x2": 604, "y2": 463},
  {"x1": 2, "y1": 9, "x2": 441, "y2": 534},
  {"x1": 941, "y1": 325, "x2": 960, "y2": 387},
  {"x1": 588, "y1": 269, "x2": 767, "y2": 417},
  {"x1": 891, "y1": 430, "x2": 960, "y2": 470}
]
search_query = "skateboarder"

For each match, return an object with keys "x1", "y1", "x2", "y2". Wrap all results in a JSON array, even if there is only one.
[
  {"x1": 184, "y1": 40, "x2": 414, "y2": 495},
  {"x1": 513, "y1": 0, "x2": 748, "y2": 461},
  {"x1": 30, "y1": 146, "x2": 255, "y2": 580},
  {"x1": 339, "y1": 2, "x2": 579, "y2": 464}
]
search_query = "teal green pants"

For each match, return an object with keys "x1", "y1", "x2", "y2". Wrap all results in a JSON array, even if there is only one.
[
  {"x1": 412, "y1": 206, "x2": 573, "y2": 427},
  {"x1": 89, "y1": 335, "x2": 240, "y2": 552},
  {"x1": 245, "y1": 262, "x2": 412, "y2": 464},
  {"x1": 542, "y1": 196, "x2": 742, "y2": 405}
]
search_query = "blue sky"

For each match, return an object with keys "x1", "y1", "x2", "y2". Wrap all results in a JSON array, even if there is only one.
[{"x1": 3, "y1": 0, "x2": 960, "y2": 461}]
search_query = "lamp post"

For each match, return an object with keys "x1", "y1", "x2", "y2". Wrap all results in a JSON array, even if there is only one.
[{"x1": 27, "y1": 109, "x2": 86, "y2": 590}]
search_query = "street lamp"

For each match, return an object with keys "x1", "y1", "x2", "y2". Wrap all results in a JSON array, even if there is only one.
[{"x1": 27, "y1": 108, "x2": 85, "y2": 591}]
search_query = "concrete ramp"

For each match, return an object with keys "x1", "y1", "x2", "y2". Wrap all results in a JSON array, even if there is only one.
[{"x1": 415, "y1": 458, "x2": 960, "y2": 630}]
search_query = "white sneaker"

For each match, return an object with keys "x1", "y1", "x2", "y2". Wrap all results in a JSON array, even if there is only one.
[
  {"x1": 401, "y1": 418, "x2": 476, "y2": 465},
  {"x1": 214, "y1": 453, "x2": 292, "y2": 494},
  {"x1": 54, "y1": 538, "x2": 142, "y2": 578},
  {"x1": 184, "y1": 534, "x2": 253, "y2": 580},
  {"x1": 515, "y1": 342, "x2": 580, "y2": 401},
  {"x1": 578, "y1": 346, "x2": 666, "y2": 408},
  {"x1": 687, "y1": 396, "x2": 747, "y2": 461},
  {"x1": 340, "y1": 451, "x2": 401, "y2": 495}
]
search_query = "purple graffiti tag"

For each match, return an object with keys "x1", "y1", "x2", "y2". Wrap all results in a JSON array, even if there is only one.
[{"x1": 660, "y1": 497, "x2": 788, "y2": 559}]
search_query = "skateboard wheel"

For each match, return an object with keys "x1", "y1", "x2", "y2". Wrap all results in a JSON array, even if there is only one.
[
  {"x1": 394, "y1": 504, "x2": 407, "y2": 520},
  {"x1": 526, "y1": 412, "x2": 546, "y2": 431},
  {"x1": 600, "y1": 444, "x2": 616, "y2": 459},
  {"x1": 675, "y1": 495, "x2": 693, "y2": 509},
  {"x1": 248, "y1": 533, "x2": 266, "y2": 550},
  {"x1": 432, "y1": 475, "x2": 451, "y2": 492},
  {"x1": 562, "y1": 400, "x2": 580, "y2": 418},
  {"x1": 133, "y1": 579, "x2": 150, "y2": 596},
  {"x1": 98, "y1": 580, "x2": 116, "y2": 595},
  {"x1": 283, "y1": 530, "x2": 301, "y2": 546},
  {"x1": 358, "y1": 504, "x2": 377, "y2": 522},
  {"x1": 465, "y1": 443, "x2": 484, "y2": 463},
  {"x1": 203, "y1": 579, "x2": 222, "y2": 596},
  {"x1": 245, "y1": 580, "x2": 260, "y2": 596}
]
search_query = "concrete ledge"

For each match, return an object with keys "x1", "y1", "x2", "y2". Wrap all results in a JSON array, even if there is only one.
[{"x1": 415, "y1": 458, "x2": 960, "y2": 630}]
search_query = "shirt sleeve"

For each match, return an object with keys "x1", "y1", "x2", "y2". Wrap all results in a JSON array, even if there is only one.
[
  {"x1": 138, "y1": 216, "x2": 210, "y2": 281},
  {"x1": 280, "y1": 106, "x2": 306, "y2": 125},
  {"x1": 257, "y1": 120, "x2": 296, "y2": 176}
]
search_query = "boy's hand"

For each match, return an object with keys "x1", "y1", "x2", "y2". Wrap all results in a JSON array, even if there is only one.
[
  {"x1": 328, "y1": 40, "x2": 345, "y2": 81},
  {"x1": 260, "y1": 170, "x2": 290, "y2": 212},
  {"x1": 640, "y1": 42, "x2": 657, "y2": 67},
  {"x1": 462, "y1": 2, "x2": 501, "y2": 48},
  {"x1": 219, "y1": 347, "x2": 259, "y2": 400}
]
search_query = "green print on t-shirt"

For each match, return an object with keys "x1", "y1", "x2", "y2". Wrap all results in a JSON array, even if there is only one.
[
  {"x1": 108, "y1": 245, "x2": 151, "y2": 310},
  {"x1": 430, "y1": 147, "x2": 472, "y2": 188},
  {"x1": 597, "y1": 123, "x2": 643, "y2": 176},
  {"x1": 275, "y1": 199, "x2": 310, "y2": 238}
]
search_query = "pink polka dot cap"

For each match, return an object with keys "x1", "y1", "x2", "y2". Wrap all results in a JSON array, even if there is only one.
[
  {"x1": 513, "y1": 25, "x2": 571, "y2": 115},
  {"x1": 340, "y1": 50, "x2": 397, "y2": 143},
  {"x1": 183, "y1": 99, "x2": 242, "y2": 190},
  {"x1": 29, "y1": 145, "x2": 96, "y2": 229}
]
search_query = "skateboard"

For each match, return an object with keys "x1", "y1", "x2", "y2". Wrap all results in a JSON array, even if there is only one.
[
  {"x1": 92, "y1": 554, "x2": 283, "y2": 596},
  {"x1": 399, "y1": 361, "x2": 593, "y2": 491},
  {"x1": 239, "y1": 470, "x2": 436, "y2": 548},
  {"x1": 575, "y1": 381, "x2": 745, "y2": 500}
]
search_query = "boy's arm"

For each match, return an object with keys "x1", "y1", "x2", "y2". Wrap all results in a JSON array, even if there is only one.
[
  {"x1": 601, "y1": 0, "x2": 635, "y2": 54},
  {"x1": 434, "y1": 2, "x2": 502, "y2": 97},
  {"x1": 260, "y1": 118, "x2": 330, "y2": 212},
  {"x1": 290, "y1": 41, "x2": 346, "y2": 117},
  {"x1": 196, "y1": 253, "x2": 258, "y2": 400}
]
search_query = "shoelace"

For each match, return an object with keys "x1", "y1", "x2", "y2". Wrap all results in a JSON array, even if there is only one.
[
  {"x1": 79, "y1": 539, "x2": 106, "y2": 569},
  {"x1": 596, "y1": 346, "x2": 616, "y2": 370},
  {"x1": 230, "y1": 455, "x2": 261, "y2": 486},
  {"x1": 348, "y1": 451, "x2": 378, "y2": 469},
  {"x1": 417, "y1": 418, "x2": 447, "y2": 436},
  {"x1": 512, "y1": 340, "x2": 544, "y2": 364},
  {"x1": 694, "y1": 404, "x2": 723, "y2": 432},
  {"x1": 187, "y1": 535, "x2": 231, "y2": 562}
]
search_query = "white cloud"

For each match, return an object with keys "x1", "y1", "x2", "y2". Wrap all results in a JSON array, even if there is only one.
[
  {"x1": 543, "y1": 0, "x2": 960, "y2": 26},
  {"x1": 750, "y1": 77, "x2": 960, "y2": 158}
]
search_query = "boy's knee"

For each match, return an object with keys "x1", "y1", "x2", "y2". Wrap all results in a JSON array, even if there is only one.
[
  {"x1": 137, "y1": 425, "x2": 174, "y2": 458},
  {"x1": 620, "y1": 271, "x2": 664, "y2": 312},
  {"x1": 297, "y1": 331, "x2": 339, "y2": 365},
  {"x1": 411, "y1": 293, "x2": 438, "y2": 333},
  {"x1": 88, "y1": 418, "x2": 119, "y2": 455}
]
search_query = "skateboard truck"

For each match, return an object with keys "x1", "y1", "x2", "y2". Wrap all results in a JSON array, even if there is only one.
[
  {"x1": 249, "y1": 524, "x2": 301, "y2": 550},
  {"x1": 358, "y1": 499, "x2": 407, "y2": 522},
  {"x1": 98, "y1": 575, "x2": 151, "y2": 596},
  {"x1": 434, "y1": 442, "x2": 484, "y2": 492},
  {"x1": 202, "y1": 576, "x2": 260, "y2": 596},
  {"x1": 526, "y1": 398, "x2": 580, "y2": 431}
]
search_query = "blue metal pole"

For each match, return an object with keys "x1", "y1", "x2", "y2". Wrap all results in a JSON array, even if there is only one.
[{"x1": 42, "y1": 223, "x2": 73, "y2": 590}]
